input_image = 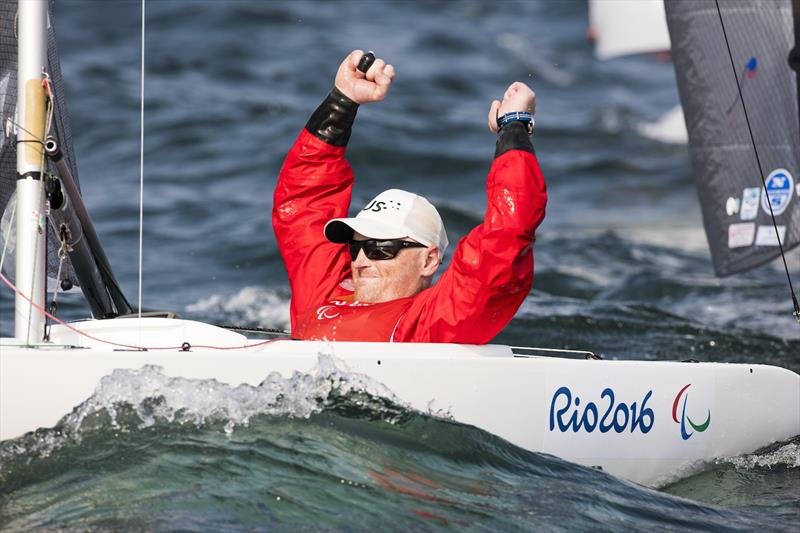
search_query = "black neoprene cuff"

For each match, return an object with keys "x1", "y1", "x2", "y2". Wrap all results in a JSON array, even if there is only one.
[
  {"x1": 305, "y1": 87, "x2": 359, "y2": 147},
  {"x1": 495, "y1": 121, "x2": 535, "y2": 158}
]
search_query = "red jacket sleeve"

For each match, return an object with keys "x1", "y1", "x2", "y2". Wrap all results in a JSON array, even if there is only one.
[
  {"x1": 395, "y1": 147, "x2": 547, "y2": 343},
  {"x1": 272, "y1": 129, "x2": 353, "y2": 331}
]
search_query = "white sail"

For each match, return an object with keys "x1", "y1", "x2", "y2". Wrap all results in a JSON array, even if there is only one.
[{"x1": 589, "y1": 0, "x2": 671, "y2": 60}]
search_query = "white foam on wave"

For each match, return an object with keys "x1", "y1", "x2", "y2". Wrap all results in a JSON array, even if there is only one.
[
  {"x1": 0, "y1": 354, "x2": 410, "y2": 470},
  {"x1": 186, "y1": 285, "x2": 291, "y2": 329},
  {"x1": 718, "y1": 442, "x2": 800, "y2": 470},
  {"x1": 65, "y1": 354, "x2": 406, "y2": 436}
]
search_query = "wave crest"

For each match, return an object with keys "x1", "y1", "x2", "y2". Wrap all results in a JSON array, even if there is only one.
[
  {"x1": 0, "y1": 354, "x2": 411, "y2": 470},
  {"x1": 719, "y1": 440, "x2": 800, "y2": 471}
]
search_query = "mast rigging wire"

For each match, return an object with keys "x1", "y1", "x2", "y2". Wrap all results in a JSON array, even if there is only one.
[
  {"x1": 714, "y1": 0, "x2": 800, "y2": 324},
  {"x1": 138, "y1": 0, "x2": 145, "y2": 324}
]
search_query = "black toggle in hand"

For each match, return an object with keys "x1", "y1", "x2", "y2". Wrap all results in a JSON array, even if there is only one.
[{"x1": 357, "y1": 51, "x2": 376, "y2": 74}]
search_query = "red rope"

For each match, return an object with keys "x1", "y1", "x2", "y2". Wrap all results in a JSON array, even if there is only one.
[{"x1": 0, "y1": 271, "x2": 278, "y2": 351}]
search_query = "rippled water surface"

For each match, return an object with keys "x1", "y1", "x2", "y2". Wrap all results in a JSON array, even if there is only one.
[{"x1": 0, "y1": 0, "x2": 798, "y2": 530}]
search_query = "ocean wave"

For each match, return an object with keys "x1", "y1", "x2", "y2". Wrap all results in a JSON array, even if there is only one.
[
  {"x1": 185, "y1": 286, "x2": 291, "y2": 330},
  {"x1": 0, "y1": 354, "x2": 410, "y2": 485},
  {"x1": 664, "y1": 437, "x2": 800, "y2": 522},
  {"x1": 525, "y1": 232, "x2": 800, "y2": 344},
  {"x1": 2, "y1": 379, "x2": 793, "y2": 531},
  {"x1": 719, "y1": 440, "x2": 800, "y2": 471}
]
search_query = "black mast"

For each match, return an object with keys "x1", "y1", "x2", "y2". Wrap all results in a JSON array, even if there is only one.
[{"x1": 45, "y1": 139, "x2": 132, "y2": 318}]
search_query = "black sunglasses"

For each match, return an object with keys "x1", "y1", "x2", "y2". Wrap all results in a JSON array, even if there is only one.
[{"x1": 348, "y1": 239, "x2": 427, "y2": 261}]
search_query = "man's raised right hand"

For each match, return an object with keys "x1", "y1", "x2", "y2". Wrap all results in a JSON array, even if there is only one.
[{"x1": 335, "y1": 50, "x2": 395, "y2": 104}]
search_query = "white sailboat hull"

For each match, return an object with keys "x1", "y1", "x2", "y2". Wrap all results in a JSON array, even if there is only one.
[{"x1": 1, "y1": 318, "x2": 798, "y2": 488}]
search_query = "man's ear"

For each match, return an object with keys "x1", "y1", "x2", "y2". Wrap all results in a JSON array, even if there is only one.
[{"x1": 421, "y1": 247, "x2": 441, "y2": 276}]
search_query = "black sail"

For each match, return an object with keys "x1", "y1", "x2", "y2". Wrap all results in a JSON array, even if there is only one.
[
  {"x1": 665, "y1": 0, "x2": 800, "y2": 276},
  {"x1": 0, "y1": 0, "x2": 131, "y2": 318}
]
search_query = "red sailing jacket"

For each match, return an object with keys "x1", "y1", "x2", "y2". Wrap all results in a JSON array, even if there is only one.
[{"x1": 273, "y1": 124, "x2": 546, "y2": 344}]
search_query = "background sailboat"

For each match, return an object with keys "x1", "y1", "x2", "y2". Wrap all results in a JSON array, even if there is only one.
[
  {"x1": 665, "y1": 0, "x2": 800, "y2": 277},
  {"x1": 588, "y1": 0, "x2": 689, "y2": 144},
  {"x1": 576, "y1": 0, "x2": 798, "y2": 310}
]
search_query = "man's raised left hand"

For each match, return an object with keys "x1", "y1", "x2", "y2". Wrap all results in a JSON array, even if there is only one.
[{"x1": 335, "y1": 49, "x2": 395, "y2": 104}]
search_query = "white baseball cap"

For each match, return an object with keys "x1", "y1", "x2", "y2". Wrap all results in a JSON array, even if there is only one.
[{"x1": 324, "y1": 189, "x2": 449, "y2": 253}]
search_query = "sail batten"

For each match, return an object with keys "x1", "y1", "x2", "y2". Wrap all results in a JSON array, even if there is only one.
[{"x1": 665, "y1": 0, "x2": 800, "y2": 277}]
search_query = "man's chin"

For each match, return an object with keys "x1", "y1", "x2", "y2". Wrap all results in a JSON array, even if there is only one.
[{"x1": 354, "y1": 279, "x2": 385, "y2": 303}]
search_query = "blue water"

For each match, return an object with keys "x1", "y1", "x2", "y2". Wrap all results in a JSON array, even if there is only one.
[{"x1": 0, "y1": 0, "x2": 798, "y2": 529}]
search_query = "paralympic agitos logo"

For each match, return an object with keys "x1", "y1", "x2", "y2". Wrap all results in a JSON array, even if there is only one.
[{"x1": 672, "y1": 384, "x2": 711, "y2": 440}]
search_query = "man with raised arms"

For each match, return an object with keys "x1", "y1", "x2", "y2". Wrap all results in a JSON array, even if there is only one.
[{"x1": 273, "y1": 50, "x2": 546, "y2": 343}]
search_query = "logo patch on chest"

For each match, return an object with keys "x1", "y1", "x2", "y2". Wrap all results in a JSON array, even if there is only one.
[{"x1": 315, "y1": 300, "x2": 371, "y2": 320}]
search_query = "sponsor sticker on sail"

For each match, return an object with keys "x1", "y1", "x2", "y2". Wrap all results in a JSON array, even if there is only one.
[
  {"x1": 740, "y1": 187, "x2": 760, "y2": 221},
  {"x1": 760, "y1": 169, "x2": 793, "y2": 216},
  {"x1": 725, "y1": 197, "x2": 740, "y2": 216},
  {"x1": 755, "y1": 225, "x2": 786, "y2": 246},
  {"x1": 728, "y1": 223, "x2": 755, "y2": 248}
]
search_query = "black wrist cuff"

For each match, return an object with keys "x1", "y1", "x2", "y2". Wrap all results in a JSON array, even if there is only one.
[
  {"x1": 305, "y1": 87, "x2": 359, "y2": 147},
  {"x1": 494, "y1": 121, "x2": 534, "y2": 158}
]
